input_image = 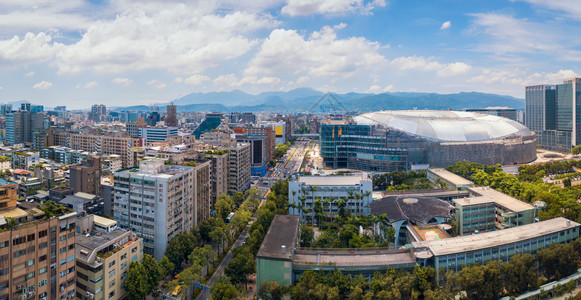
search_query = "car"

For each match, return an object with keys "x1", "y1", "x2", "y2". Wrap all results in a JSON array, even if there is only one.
[{"x1": 172, "y1": 286, "x2": 182, "y2": 296}]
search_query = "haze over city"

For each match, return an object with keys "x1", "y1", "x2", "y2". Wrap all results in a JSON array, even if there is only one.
[{"x1": 1, "y1": 0, "x2": 581, "y2": 108}]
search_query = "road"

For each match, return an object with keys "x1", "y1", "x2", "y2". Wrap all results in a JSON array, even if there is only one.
[
  {"x1": 196, "y1": 195, "x2": 266, "y2": 300},
  {"x1": 196, "y1": 141, "x2": 307, "y2": 299}
]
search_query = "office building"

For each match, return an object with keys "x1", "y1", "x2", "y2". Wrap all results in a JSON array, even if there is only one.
[
  {"x1": 5, "y1": 110, "x2": 46, "y2": 146},
  {"x1": 113, "y1": 160, "x2": 196, "y2": 259},
  {"x1": 227, "y1": 143, "x2": 251, "y2": 194},
  {"x1": 89, "y1": 105, "x2": 107, "y2": 123},
  {"x1": 193, "y1": 113, "x2": 223, "y2": 138},
  {"x1": 288, "y1": 175, "x2": 373, "y2": 223},
  {"x1": 165, "y1": 104, "x2": 177, "y2": 127},
  {"x1": 320, "y1": 111, "x2": 537, "y2": 172},
  {"x1": 139, "y1": 127, "x2": 178, "y2": 144},
  {"x1": 75, "y1": 215, "x2": 142, "y2": 300},
  {"x1": 525, "y1": 78, "x2": 581, "y2": 151},
  {"x1": 0, "y1": 178, "x2": 77, "y2": 300},
  {"x1": 236, "y1": 135, "x2": 269, "y2": 176},
  {"x1": 70, "y1": 156, "x2": 101, "y2": 196},
  {"x1": 464, "y1": 107, "x2": 518, "y2": 121}
]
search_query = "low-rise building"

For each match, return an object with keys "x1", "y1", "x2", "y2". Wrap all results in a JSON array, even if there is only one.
[
  {"x1": 288, "y1": 175, "x2": 373, "y2": 223},
  {"x1": 75, "y1": 215, "x2": 143, "y2": 300}
]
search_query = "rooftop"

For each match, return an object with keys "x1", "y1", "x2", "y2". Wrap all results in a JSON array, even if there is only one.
[
  {"x1": 296, "y1": 175, "x2": 369, "y2": 186},
  {"x1": 453, "y1": 196, "x2": 495, "y2": 206},
  {"x1": 293, "y1": 249, "x2": 416, "y2": 268},
  {"x1": 94, "y1": 215, "x2": 117, "y2": 228},
  {"x1": 257, "y1": 215, "x2": 300, "y2": 260},
  {"x1": 0, "y1": 178, "x2": 16, "y2": 186},
  {"x1": 469, "y1": 186, "x2": 534, "y2": 212},
  {"x1": 369, "y1": 196, "x2": 455, "y2": 224},
  {"x1": 76, "y1": 229, "x2": 132, "y2": 266},
  {"x1": 412, "y1": 217, "x2": 580, "y2": 256},
  {"x1": 428, "y1": 168, "x2": 474, "y2": 186},
  {"x1": 354, "y1": 110, "x2": 532, "y2": 142}
]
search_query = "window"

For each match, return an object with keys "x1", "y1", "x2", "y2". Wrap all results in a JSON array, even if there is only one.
[
  {"x1": 108, "y1": 280, "x2": 115, "y2": 289},
  {"x1": 39, "y1": 242, "x2": 47, "y2": 250},
  {"x1": 39, "y1": 230, "x2": 47, "y2": 238},
  {"x1": 13, "y1": 249, "x2": 26, "y2": 258},
  {"x1": 12, "y1": 237, "x2": 26, "y2": 246},
  {"x1": 108, "y1": 260, "x2": 116, "y2": 268},
  {"x1": 67, "y1": 255, "x2": 75, "y2": 263},
  {"x1": 108, "y1": 291, "x2": 115, "y2": 299},
  {"x1": 0, "y1": 268, "x2": 8, "y2": 276},
  {"x1": 27, "y1": 271, "x2": 34, "y2": 279},
  {"x1": 108, "y1": 270, "x2": 115, "y2": 278},
  {"x1": 27, "y1": 259, "x2": 34, "y2": 267},
  {"x1": 39, "y1": 267, "x2": 47, "y2": 275},
  {"x1": 38, "y1": 279, "x2": 48, "y2": 287},
  {"x1": 68, "y1": 244, "x2": 75, "y2": 251},
  {"x1": 59, "y1": 259, "x2": 66, "y2": 265},
  {"x1": 27, "y1": 234, "x2": 35, "y2": 242},
  {"x1": 0, "y1": 241, "x2": 7, "y2": 249},
  {"x1": 60, "y1": 247, "x2": 67, "y2": 254}
]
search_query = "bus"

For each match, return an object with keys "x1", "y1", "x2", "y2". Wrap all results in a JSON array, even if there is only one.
[{"x1": 226, "y1": 212, "x2": 235, "y2": 223}]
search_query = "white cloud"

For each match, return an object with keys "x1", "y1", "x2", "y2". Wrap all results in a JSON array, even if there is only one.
[
  {"x1": 437, "y1": 62, "x2": 472, "y2": 77},
  {"x1": 281, "y1": 0, "x2": 387, "y2": 16},
  {"x1": 467, "y1": 69, "x2": 578, "y2": 87},
  {"x1": 440, "y1": 20, "x2": 451, "y2": 30},
  {"x1": 184, "y1": 74, "x2": 211, "y2": 86},
  {"x1": 389, "y1": 56, "x2": 471, "y2": 77},
  {"x1": 83, "y1": 81, "x2": 98, "y2": 88},
  {"x1": 257, "y1": 76, "x2": 281, "y2": 85},
  {"x1": 513, "y1": 0, "x2": 581, "y2": 20},
  {"x1": 112, "y1": 77, "x2": 133, "y2": 87},
  {"x1": 55, "y1": 2, "x2": 278, "y2": 74},
  {"x1": 147, "y1": 80, "x2": 166, "y2": 89},
  {"x1": 246, "y1": 25, "x2": 387, "y2": 79},
  {"x1": 174, "y1": 77, "x2": 184, "y2": 84},
  {"x1": 469, "y1": 13, "x2": 581, "y2": 61},
  {"x1": 33, "y1": 80, "x2": 52, "y2": 89},
  {"x1": 213, "y1": 74, "x2": 240, "y2": 88},
  {"x1": 0, "y1": 86, "x2": 3, "y2": 91},
  {"x1": 0, "y1": 32, "x2": 63, "y2": 66},
  {"x1": 0, "y1": 0, "x2": 94, "y2": 33},
  {"x1": 368, "y1": 84, "x2": 393, "y2": 93},
  {"x1": 24, "y1": 71, "x2": 34, "y2": 77}
]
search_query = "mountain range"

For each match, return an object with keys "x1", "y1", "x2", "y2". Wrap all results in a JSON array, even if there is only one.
[{"x1": 111, "y1": 88, "x2": 525, "y2": 113}]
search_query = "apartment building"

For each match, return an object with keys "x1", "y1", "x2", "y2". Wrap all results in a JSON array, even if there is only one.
[
  {"x1": 192, "y1": 160, "x2": 211, "y2": 226},
  {"x1": 70, "y1": 156, "x2": 101, "y2": 196},
  {"x1": 227, "y1": 143, "x2": 251, "y2": 195},
  {"x1": 75, "y1": 215, "x2": 142, "y2": 300},
  {"x1": 112, "y1": 160, "x2": 195, "y2": 259},
  {"x1": 70, "y1": 135, "x2": 141, "y2": 168},
  {"x1": 203, "y1": 150, "x2": 229, "y2": 208},
  {"x1": 0, "y1": 178, "x2": 77, "y2": 300}
]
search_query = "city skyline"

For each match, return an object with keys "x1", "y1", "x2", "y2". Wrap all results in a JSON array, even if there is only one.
[{"x1": 0, "y1": 0, "x2": 580, "y2": 109}]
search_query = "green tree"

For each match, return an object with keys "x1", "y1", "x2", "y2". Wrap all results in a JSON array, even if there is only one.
[
  {"x1": 233, "y1": 192, "x2": 245, "y2": 207},
  {"x1": 505, "y1": 253, "x2": 539, "y2": 295},
  {"x1": 164, "y1": 231, "x2": 198, "y2": 270},
  {"x1": 257, "y1": 280, "x2": 283, "y2": 300},
  {"x1": 125, "y1": 262, "x2": 148, "y2": 300},
  {"x1": 210, "y1": 275, "x2": 239, "y2": 300},
  {"x1": 215, "y1": 194, "x2": 235, "y2": 221},
  {"x1": 572, "y1": 145, "x2": 581, "y2": 155},
  {"x1": 300, "y1": 226, "x2": 315, "y2": 247},
  {"x1": 142, "y1": 254, "x2": 161, "y2": 295},
  {"x1": 159, "y1": 255, "x2": 175, "y2": 279},
  {"x1": 225, "y1": 245, "x2": 255, "y2": 286}
]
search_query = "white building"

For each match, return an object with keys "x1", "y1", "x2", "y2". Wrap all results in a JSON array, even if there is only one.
[
  {"x1": 139, "y1": 127, "x2": 178, "y2": 144},
  {"x1": 288, "y1": 175, "x2": 373, "y2": 223},
  {"x1": 112, "y1": 159, "x2": 195, "y2": 259}
]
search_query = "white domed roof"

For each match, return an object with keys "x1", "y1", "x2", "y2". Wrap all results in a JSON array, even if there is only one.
[{"x1": 354, "y1": 110, "x2": 532, "y2": 142}]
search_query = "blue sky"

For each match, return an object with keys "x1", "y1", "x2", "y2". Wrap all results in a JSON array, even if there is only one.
[{"x1": 0, "y1": 0, "x2": 580, "y2": 109}]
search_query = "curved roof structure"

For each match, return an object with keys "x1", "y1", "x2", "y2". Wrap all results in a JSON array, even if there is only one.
[
  {"x1": 354, "y1": 110, "x2": 532, "y2": 142},
  {"x1": 369, "y1": 196, "x2": 454, "y2": 224}
]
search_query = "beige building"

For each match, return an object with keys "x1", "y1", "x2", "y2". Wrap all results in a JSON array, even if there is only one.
[
  {"x1": 75, "y1": 215, "x2": 142, "y2": 300},
  {"x1": 192, "y1": 160, "x2": 212, "y2": 226},
  {"x1": 227, "y1": 143, "x2": 251, "y2": 194},
  {"x1": 69, "y1": 135, "x2": 141, "y2": 168},
  {"x1": 0, "y1": 178, "x2": 77, "y2": 300}
]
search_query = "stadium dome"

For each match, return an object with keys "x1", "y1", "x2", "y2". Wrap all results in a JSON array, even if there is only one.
[
  {"x1": 353, "y1": 110, "x2": 533, "y2": 142},
  {"x1": 320, "y1": 110, "x2": 537, "y2": 172}
]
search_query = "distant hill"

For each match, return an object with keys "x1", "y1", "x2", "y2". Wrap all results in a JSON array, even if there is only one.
[{"x1": 112, "y1": 89, "x2": 525, "y2": 113}]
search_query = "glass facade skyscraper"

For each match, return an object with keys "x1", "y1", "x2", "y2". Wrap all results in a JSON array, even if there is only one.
[{"x1": 525, "y1": 78, "x2": 581, "y2": 152}]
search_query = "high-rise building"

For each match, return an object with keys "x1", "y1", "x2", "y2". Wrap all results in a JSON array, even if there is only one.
[
  {"x1": 192, "y1": 160, "x2": 211, "y2": 225},
  {"x1": 204, "y1": 150, "x2": 229, "y2": 209},
  {"x1": 525, "y1": 78, "x2": 581, "y2": 151},
  {"x1": 165, "y1": 104, "x2": 177, "y2": 127},
  {"x1": 89, "y1": 104, "x2": 107, "y2": 122},
  {"x1": 70, "y1": 156, "x2": 101, "y2": 196},
  {"x1": 69, "y1": 135, "x2": 142, "y2": 168},
  {"x1": 0, "y1": 179, "x2": 78, "y2": 300},
  {"x1": 5, "y1": 111, "x2": 46, "y2": 145},
  {"x1": 227, "y1": 143, "x2": 251, "y2": 194},
  {"x1": 113, "y1": 160, "x2": 196, "y2": 259}
]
